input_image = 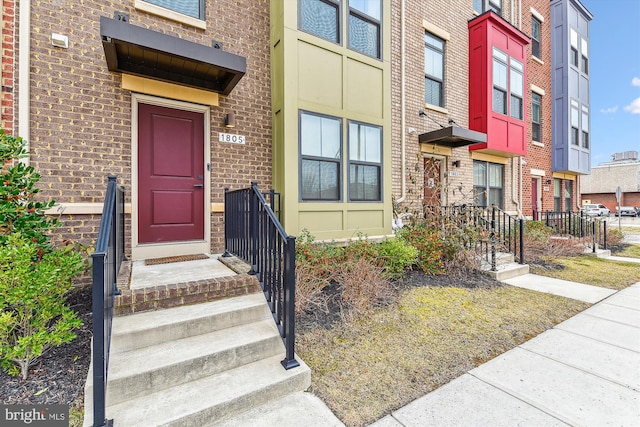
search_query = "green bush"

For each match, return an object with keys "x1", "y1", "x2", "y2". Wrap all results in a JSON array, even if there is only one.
[
  {"x1": 0, "y1": 233, "x2": 83, "y2": 379},
  {"x1": 374, "y1": 238, "x2": 418, "y2": 280},
  {"x1": 524, "y1": 220, "x2": 554, "y2": 241},
  {"x1": 397, "y1": 223, "x2": 444, "y2": 275},
  {"x1": 1, "y1": 130, "x2": 58, "y2": 254}
]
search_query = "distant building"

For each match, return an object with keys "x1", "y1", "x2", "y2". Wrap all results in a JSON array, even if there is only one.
[{"x1": 580, "y1": 151, "x2": 640, "y2": 210}]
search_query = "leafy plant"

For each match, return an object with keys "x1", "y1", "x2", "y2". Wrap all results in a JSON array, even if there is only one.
[
  {"x1": 0, "y1": 233, "x2": 83, "y2": 379},
  {"x1": 373, "y1": 238, "x2": 418, "y2": 280},
  {"x1": 397, "y1": 222, "x2": 444, "y2": 274},
  {"x1": 0, "y1": 129, "x2": 58, "y2": 254}
]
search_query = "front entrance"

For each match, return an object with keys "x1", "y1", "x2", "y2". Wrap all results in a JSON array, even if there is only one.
[
  {"x1": 132, "y1": 96, "x2": 210, "y2": 260},
  {"x1": 531, "y1": 177, "x2": 540, "y2": 219},
  {"x1": 423, "y1": 157, "x2": 442, "y2": 206}
]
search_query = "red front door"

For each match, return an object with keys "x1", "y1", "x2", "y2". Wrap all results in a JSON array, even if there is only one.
[
  {"x1": 423, "y1": 157, "x2": 442, "y2": 206},
  {"x1": 531, "y1": 177, "x2": 539, "y2": 219},
  {"x1": 138, "y1": 103, "x2": 205, "y2": 244}
]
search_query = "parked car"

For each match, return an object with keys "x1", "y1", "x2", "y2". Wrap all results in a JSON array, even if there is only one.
[
  {"x1": 581, "y1": 203, "x2": 610, "y2": 217},
  {"x1": 615, "y1": 206, "x2": 640, "y2": 217}
]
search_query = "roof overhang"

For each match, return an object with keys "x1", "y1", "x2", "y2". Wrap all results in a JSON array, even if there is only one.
[
  {"x1": 100, "y1": 16, "x2": 246, "y2": 95},
  {"x1": 418, "y1": 126, "x2": 487, "y2": 148}
]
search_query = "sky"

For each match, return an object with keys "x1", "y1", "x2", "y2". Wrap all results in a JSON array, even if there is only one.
[{"x1": 582, "y1": 0, "x2": 640, "y2": 166}]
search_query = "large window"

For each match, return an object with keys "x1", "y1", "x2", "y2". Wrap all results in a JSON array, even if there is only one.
[
  {"x1": 142, "y1": 0, "x2": 204, "y2": 19},
  {"x1": 474, "y1": 0, "x2": 502, "y2": 15},
  {"x1": 532, "y1": 92, "x2": 541, "y2": 142},
  {"x1": 300, "y1": 112, "x2": 342, "y2": 201},
  {"x1": 492, "y1": 48, "x2": 508, "y2": 115},
  {"x1": 473, "y1": 161, "x2": 504, "y2": 207},
  {"x1": 554, "y1": 179, "x2": 562, "y2": 211},
  {"x1": 581, "y1": 37, "x2": 589, "y2": 74},
  {"x1": 570, "y1": 101, "x2": 579, "y2": 146},
  {"x1": 299, "y1": 0, "x2": 340, "y2": 44},
  {"x1": 510, "y1": 58, "x2": 523, "y2": 120},
  {"x1": 348, "y1": 0, "x2": 381, "y2": 58},
  {"x1": 425, "y1": 32, "x2": 445, "y2": 107},
  {"x1": 349, "y1": 121, "x2": 382, "y2": 201},
  {"x1": 564, "y1": 180, "x2": 573, "y2": 211},
  {"x1": 581, "y1": 106, "x2": 589, "y2": 149},
  {"x1": 531, "y1": 17, "x2": 541, "y2": 59},
  {"x1": 570, "y1": 29, "x2": 579, "y2": 67}
]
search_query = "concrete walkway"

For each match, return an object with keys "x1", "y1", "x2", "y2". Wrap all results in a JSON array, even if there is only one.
[{"x1": 370, "y1": 259, "x2": 640, "y2": 427}]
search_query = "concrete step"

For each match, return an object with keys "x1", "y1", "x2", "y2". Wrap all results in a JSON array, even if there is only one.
[
  {"x1": 102, "y1": 354, "x2": 311, "y2": 427},
  {"x1": 479, "y1": 251, "x2": 515, "y2": 269},
  {"x1": 110, "y1": 293, "x2": 271, "y2": 352},
  {"x1": 88, "y1": 318, "x2": 283, "y2": 407},
  {"x1": 482, "y1": 262, "x2": 530, "y2": 281}
]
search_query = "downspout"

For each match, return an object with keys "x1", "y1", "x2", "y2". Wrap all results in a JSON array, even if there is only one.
[
  {"x1": 396, "y1": 0, "x2": 407, "y2": 205},
  {"x1": 18, "y1": 0, "x2": 30, "y2": 163}
]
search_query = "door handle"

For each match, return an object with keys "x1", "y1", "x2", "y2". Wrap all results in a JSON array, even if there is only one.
[{"x1": 193, "y1": 184, "x2": 204, "y2": 189}]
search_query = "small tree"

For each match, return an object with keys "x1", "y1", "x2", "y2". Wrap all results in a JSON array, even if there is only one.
[
  {"x1": 0, "y1": 233, "x2": 83, "y2": 379},
  {"x1": 0, "y1": 129, "x2": 82, "y2": 379}
]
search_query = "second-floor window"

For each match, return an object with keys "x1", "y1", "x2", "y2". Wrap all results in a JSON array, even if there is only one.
[
  {"x1": 425, "y1": 32, "x2": 445, "y2": 107},
  {"x1": 348, "y1": 0, "x2": 381, "y2": 58},
  {"x1": 570, "y1": 28, "x2": 579, "y2": 67},
  {"x1": 492, "y1": 48, "x2": 508, "y2": 115},
  {"x1": 570, "y1": 101, "x2": 579, "y2": 146},
  {"x1": 474, "y1": 0, "x2": 502, "y2": 16},
  {"x1": 581, "y1": 37, "x2": 589, "y2": 74},
  {"x1": 531, "y1": 17, "x2": 541, "y2": 59},
  {"x1": 532, "y1": 92, "x2": 541, "y2": 142},
  {"x1": 300, "y1": 0, "x2": 340, "y2": 44},
  {"x1": 581, "y1": 106, "x2": 589, "y2": 149},
  {"x1": 143, "y1": 0, "x2": 204, "y2": 20},
  {"x1": 510, "y1": 58, "x2": 523, "y2": 120}
]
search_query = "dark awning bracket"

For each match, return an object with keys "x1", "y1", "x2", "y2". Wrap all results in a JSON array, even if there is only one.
[{"x1": 100, "y1": 16, "x2": 246, "y2": 95}]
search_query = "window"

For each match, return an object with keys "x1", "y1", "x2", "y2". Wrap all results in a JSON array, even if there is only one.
[
  {"x1": 570, "y1": 102, "x2": 579, "y2": 145},
  {"x1": 348, "y1": 121, "x2": 382, "y2": 201},
  {"x1": 425, "y1": 32, "x2": 445, "y2": 107},
  {"x1": 474, "y1": 0, "x2": 502, "y2": 15},
  {"x1": 348, "y1": 0, "x2": 381, "y2": 58},
  {"x1": 581, "y1": 38, "x2": 589, "y2": 74},
  {"x1": 300, "y1": 112, "x2": 342, "y2": 201},
  {"x1": 510, "y1": 58, "x2": 523, "y2": 120},
  {"x1": 531, "y1": 17, "x2": 541, "y2": 59},
  {"x1": 532, "y1": 92, "x2": 541, "y2": 142},
  {"x1": 299, "y1": 0, "x2": 340, "y2": 44},
  {"x1": 570, "y1": 29, "x2": 578, "y2": 67},
  {"x1": 564, "y1": 180, "x2": 573, "y2": 211},
  {"x1": 492, "y1": 48, "x2": 508, "y2": 115},
  {"x1": 554, "y1": 179, "x2": 561, "y2": 211},
  {"x1": 581, "y1": 106, "x2": 589, "y2": 149},
  {"x1": 473, "y1": 161, "x2": 504, "y2": 207},
  {"x1": 143, "y1": 0, "x2": 204, "y2": 19}
]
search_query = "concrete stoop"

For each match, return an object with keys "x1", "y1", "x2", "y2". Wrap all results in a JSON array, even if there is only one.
[
  {"x1": 83, "y1": 292, "x2": 311, "y2": 427},
  {"x1": 480, "y1": 252, "x2": 530, "y2": 281}
]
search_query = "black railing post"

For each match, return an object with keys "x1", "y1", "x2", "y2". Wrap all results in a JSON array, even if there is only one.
[
  {"x1": 519, "y1": 218, "x2": 525, "y2": 264},
  {"x1": 249, "y1": 182, "x2": 259, "y2": 275},
  {"x1": 490, "y1": 209, "x2": 496, "y2": 272},
  {"x1": 592, "y1": 220, "x2": 597, "y2": 253},
  {"x1": 91, "y1": 252, "x2": 107, "y2": 427},
  {"x1": 281, "y1": 235, "x2": 299, "y2": 369},
  {"x1": 545, "y1": 210, "x2": 550, "y2": 227},
  {"x1": 603, "y1": 220, "x2": 607, "y2": 250}
]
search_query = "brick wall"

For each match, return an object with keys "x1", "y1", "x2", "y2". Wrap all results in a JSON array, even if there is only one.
[
  {"x1": 22, "y1": 1, "x2": 271, "y2": 254},
  {"x1": 1, "y1": 0, "x2": 15, "y2": 133}
]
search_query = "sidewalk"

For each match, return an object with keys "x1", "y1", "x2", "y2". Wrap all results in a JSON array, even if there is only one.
[{"x1": 369, "y1": 262, "x2": 640, "y2": 426}]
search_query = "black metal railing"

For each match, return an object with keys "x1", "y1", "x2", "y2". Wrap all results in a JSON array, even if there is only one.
[
  {"x1": 534, "y1": 210, "x2": 607, "y2": 251},
  {"x1": 91, "y1": 176, "x2": 126, "y2": 427},
  {"x1": 425, "y1": 205, "x2": 524, "y2": 270},
  {"x1": 224, "y1": 182, "x2": 299, "y2": 370}
]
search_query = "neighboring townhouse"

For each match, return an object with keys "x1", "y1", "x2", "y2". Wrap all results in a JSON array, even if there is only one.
[
  {"x1": 392, "y1": 0, "x2": 529, "y2": 217},
  {"x1": 391, "y1": 0, "x2": 591, "y2": 220},
  {"x1": 19, "y1": 1, "x2": 271, "y2": 259}
]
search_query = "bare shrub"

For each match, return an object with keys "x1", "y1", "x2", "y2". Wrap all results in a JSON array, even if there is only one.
[
  {"x1": 333, "y1": 258, "x2": 394, "y2": 321},
  {"x1": 295, "y1": 262, "x2": 330, "y2": 316}
]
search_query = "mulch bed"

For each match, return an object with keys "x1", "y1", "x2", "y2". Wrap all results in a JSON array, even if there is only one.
[{"x1": 0, "y1": 286, "x2": 92, "y2": 409}]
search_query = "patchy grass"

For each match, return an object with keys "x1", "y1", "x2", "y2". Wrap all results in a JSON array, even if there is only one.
[
  {"x1": 298, "y1": 285, "x2": 587, "y2": 427},
  {"x1": 532, "y1": 256, "x2": 640, "y2": 290},
  {"x1": 615, "y1": 244, "x2": 640, "y2": 259}
]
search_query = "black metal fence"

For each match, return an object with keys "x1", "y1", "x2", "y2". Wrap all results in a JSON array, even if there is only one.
[
  {"x1": 224, "y1": 182, "x2": 299, "y2": 370},
  {"x1": 91, "y1": 176, "x2": 126, "y2": 427},
  {"x1": 534, "y1": 210, "x2": 607, "y2": 251}
]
